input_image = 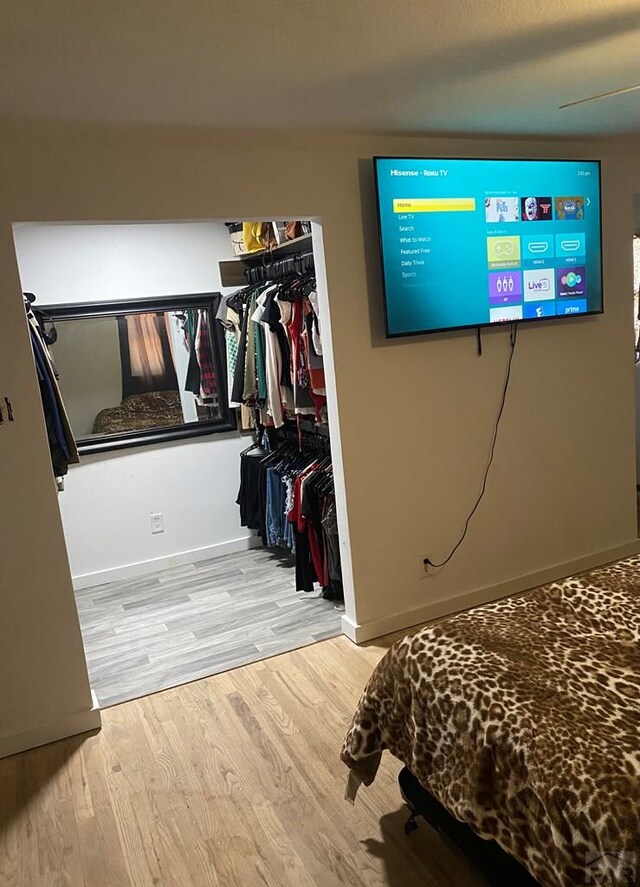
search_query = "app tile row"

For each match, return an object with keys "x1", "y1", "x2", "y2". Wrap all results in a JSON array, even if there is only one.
[
  {"x1": 485, "y1": 196, "x2": 585, "y2": 223},
  {"x1": 487, "y1": 233, "x2": 585, "y2": 266},
  {"x1": 488, "y1": 267, "x2": 586, "y2": 306},
  {"x1": 490, "y1": 300, "x2": 587, "y2": 323}
]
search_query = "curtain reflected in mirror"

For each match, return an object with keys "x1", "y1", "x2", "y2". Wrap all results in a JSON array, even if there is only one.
[{"x1": 49, "y1": 303, "x2": 226, "y2": 443}]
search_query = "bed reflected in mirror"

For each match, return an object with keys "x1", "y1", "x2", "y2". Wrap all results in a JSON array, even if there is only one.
[{"x1": 45, "y1": 295, "x2": 235, "y2": 453}]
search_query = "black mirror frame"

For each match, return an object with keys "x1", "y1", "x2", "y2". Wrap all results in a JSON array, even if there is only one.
[{"x1": 45, "y1": 293, "x2": 237, "y2": 455}]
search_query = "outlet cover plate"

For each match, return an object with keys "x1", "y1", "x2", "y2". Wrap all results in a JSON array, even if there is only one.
[{"x1": 150, "y1": 512, "x2": 165, "y2": 534}]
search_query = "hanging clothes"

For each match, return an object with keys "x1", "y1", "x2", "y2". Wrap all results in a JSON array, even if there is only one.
[
  {"x1": 321, "y1": 499, "x2": 343, "y2": 601},
  {"x1": 307, "y1": 289, "x2": 323, "y2": 356},
  {"x1": 25, "y1": 299, "x2": 79, "y2": 480},
  {"x1": 303, "y1": 299, "x2": 326, "y2": 395},
  {"x1": 217, "y1": 255, "x2": 327, "y2": 430},
  {"x1": 286, "y1": 298, "x2": 317, "y2": 417},
  {"x1": 195, "y1": 310, "x2": 217, "y2": 398},
  {"x1": 237, "y1": 441, "x2": 267, "y2": 538},
  {"x1": 218, "y1": 296, "x2": 254, "y2": 428},
  {"x1": 254, "y1": 286, "x2": 287, "y2": 427},
  {"x1": 228, "y1": 247, "x2": 341, "y2": 604},
  {"x1": 183, "y1": 308, "x2": 201, "y2": 396},
  {"x1": 242, "y1": 294, "x2": 257, "y2": 404},
  {"x1": 230, "y1": 298, "x2": 251, "y2": 405},
  {"x1": 236, "y1": 426, "x2": 343, "y2": 602},
  {"x1": 254, "y1": 319, "x2": 267, "y2": 404}
]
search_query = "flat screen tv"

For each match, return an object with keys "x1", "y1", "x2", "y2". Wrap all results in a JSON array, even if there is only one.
[{"x1": 374, "y1": 157, "x2": 603, "y2": 337}]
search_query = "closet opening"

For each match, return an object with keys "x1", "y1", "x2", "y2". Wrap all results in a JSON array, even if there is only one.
[{"x1": 14, "y1": 218, "x2": 352, "y2": 708}]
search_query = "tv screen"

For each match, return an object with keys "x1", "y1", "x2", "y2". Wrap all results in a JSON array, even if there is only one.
[{"x1": 374, "y1": 157, "x2": 603, "y2": 337}]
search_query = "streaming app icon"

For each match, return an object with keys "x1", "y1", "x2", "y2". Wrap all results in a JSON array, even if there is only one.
[
  {"x1": 523, "y1": 301, "x2": 557, "y2": 319},
  {"x1": 557, "y1": 299, "x2": 587, "y2": 315},
  {"x1": 489, "y1": 305, "x2": 523, "y2": 323},
  {"x1": 556, "y1": 266, "x2": 586, "y2": 299},
  {"x1": 555, "y1": 233, "x2": 585, "y2": 261},
  {"x1": 488, "y1": 271, "x2": 522, "y2": 305},
  {"x1": 487, "y1": 235, "x2": 521, "y2": 269},
  {"x1": 522, "y1": 268, "x2": 555, "y2": 301},
  {"x1": 522, "y1": 234, "x2": 554, "y2": 261}
]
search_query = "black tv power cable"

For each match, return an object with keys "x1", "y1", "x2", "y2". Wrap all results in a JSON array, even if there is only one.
[{"x1": 424, "y1": 321, "x2": 519, "y2": 571}]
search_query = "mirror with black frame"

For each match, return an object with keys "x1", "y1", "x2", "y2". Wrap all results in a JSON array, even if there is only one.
[{"x1": 44, "y1": 294, "x2": 236, "y2": 454}]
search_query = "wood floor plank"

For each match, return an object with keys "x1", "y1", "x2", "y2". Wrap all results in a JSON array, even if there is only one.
[
  {"x1": 0, "y1": 756, "x2": 24, "y2": 886},
  {"x1": 0, "y1": 634, "x2": 487, "y2": 887}
]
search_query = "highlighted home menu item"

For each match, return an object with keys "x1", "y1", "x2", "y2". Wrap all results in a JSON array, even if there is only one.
[{"x1": 392, "y1": 197, "x2": 476, "y2": 213}]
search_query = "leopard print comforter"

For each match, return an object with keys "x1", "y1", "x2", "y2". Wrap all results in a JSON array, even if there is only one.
[
  {"x1": 91, "y1": 391, "x2": 183, "y2": 435},
  {"x1": 341, "y1": 558, "x2": 640, "y2": 886}
]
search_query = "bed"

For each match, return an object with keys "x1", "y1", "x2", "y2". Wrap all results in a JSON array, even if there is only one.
[
  {"x1": 341, "y1": 557, "x2": 640, "y2": 886},
  {"x1": 91, "y1": 390, "x2": 184, "y2": 435}
]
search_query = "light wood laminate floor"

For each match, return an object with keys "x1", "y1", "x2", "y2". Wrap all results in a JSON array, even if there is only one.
[
  {"x1": 75, "y1": 548, "x2": 343, "y2": 708},
  {"x1": 0, "y1": 633, "x2": 487, "y2": 887}
]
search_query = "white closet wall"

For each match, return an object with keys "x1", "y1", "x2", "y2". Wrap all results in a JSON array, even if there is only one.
[{"x1": 13, "y1": 221, "x2": 255, "y2": 586}]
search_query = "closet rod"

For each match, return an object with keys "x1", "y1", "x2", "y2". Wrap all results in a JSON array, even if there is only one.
[{"x1": 244, "y1": 250, "x2": 314, "y2": 285}]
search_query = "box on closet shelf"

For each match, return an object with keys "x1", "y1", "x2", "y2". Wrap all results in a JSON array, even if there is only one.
[{"x1": 225, "y1": 222, "x2": 247, "y2": 257}]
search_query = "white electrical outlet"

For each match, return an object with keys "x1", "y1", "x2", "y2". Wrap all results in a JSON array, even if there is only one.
[{"x1": 150, "y1": 512, "x2": 165, "y2": 534}]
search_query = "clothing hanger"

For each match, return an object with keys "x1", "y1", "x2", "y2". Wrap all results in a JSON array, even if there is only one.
[
  {"x1": 24, "y1": 292, "x2": 58, "y2": 344},
  {"x1": 240, "y1": 439, "x2": 264, "y2": 456},
  {"x1": 244, "y1": 249, "x2": 314, "y2": 287}
]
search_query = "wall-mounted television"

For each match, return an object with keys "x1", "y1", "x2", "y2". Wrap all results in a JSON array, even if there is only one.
[{"x1": 374, "y1": 157, "x2": 603, "y2": 337}]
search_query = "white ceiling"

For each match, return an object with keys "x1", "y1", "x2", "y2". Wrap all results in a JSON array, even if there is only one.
[{"x1": 1, "y1": 0, "x2": 639, "y2": 136}]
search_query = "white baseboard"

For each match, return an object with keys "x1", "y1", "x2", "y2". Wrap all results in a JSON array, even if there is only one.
[
  {"x1": 342, "y1": 539, "x2": 640, "y2": 644},
  {"x1": 72, "y1": 535, "x2": 261, "y2": 590},
  {"x1": 0, "y1": 694, "x2": 102, "y2": 759}
]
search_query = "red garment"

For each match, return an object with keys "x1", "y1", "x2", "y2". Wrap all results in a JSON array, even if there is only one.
[
  {"x1": 306, "y1": 522, "x2": 324, "y2": 587},
  {"x1": 289, "y1": 473, "x2": 303, "y2": 530},
  {"x1": 291, "y1": 463, "x2": 316, "y2": 532},
  {"x1": 196, "y1": 310, "x2": 217, "y2": 396},
  {"x1": 287, "y1": 465, "x2": 325, "y2": 587},
  {"x1": 287, "y1": 300, "x2": 325, "y2": 420}
]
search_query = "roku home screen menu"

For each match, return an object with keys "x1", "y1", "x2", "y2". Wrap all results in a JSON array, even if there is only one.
[{"x1": 374, "y1": 157, "x2": 603, "y2": 336}]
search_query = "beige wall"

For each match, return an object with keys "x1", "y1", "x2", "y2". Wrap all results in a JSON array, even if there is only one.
[
  {"x1": 0, "y1": 122, "x2": 638, "y2": 751},
  {"x1": 0, "y1": 223, "x2": 96, "y2": 756}
]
